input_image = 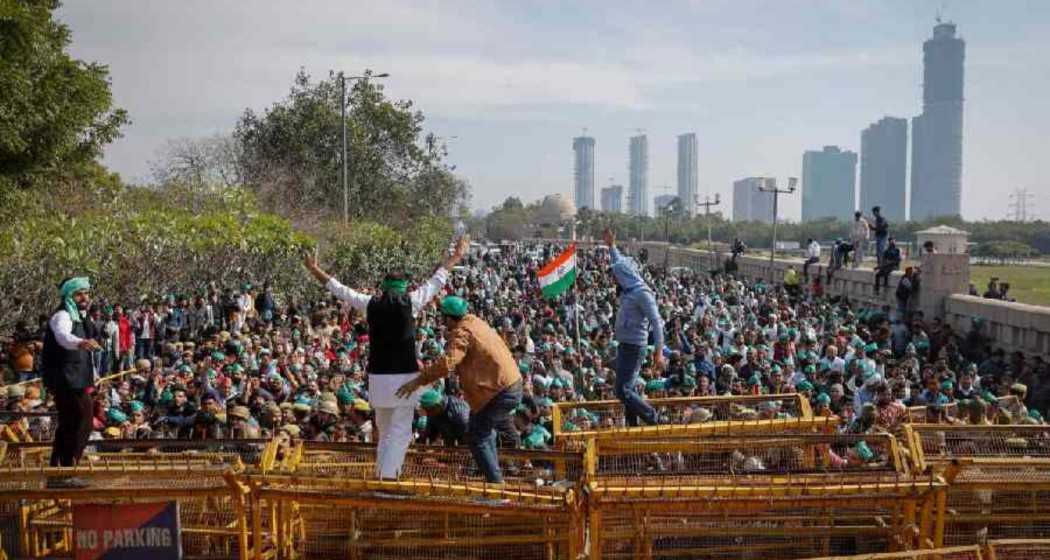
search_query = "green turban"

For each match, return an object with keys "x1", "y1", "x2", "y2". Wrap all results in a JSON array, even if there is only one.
[
  {"x1": 440, "y1": 296, "x2": 468, "y2": 318},
  {"x1": 420, "y1": 389, "x2": 443, "y2": 408},
  {"x1": 60, "y1": 277, "x2": 90, "y2": 323}
]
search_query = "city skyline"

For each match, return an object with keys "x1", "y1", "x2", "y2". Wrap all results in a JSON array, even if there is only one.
[
  {"x1": 58, "y1": 2, "x2": 1050, "y2": 221},
  {"x1": 677, "y1": 133, "x2": 699, "y2": 216}
]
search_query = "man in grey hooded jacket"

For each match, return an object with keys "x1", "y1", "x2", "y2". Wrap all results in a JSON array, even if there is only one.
[{"x1": 603, "y1": 229, "x2": 664, "y2": 426}]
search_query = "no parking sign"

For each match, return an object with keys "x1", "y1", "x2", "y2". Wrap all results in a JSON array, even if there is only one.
[{"x1": 73, "y1": 502, "x2": 181, "y2": 560}]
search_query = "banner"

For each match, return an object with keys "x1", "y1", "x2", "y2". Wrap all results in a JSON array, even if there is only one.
[{"x1": 74, "y1": 502, "x2": 181, "y2": 560}]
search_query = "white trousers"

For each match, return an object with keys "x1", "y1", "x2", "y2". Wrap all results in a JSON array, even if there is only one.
[{"x1": 368, "y1": 372, "x2": 424, "y2": 480}]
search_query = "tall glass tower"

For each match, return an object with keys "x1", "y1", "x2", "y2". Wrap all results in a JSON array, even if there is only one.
[
  {"x1": 572, "y1": 136, "x2": 596, "y2": 211},
  {"x1": 910, "y1": 21, "x2": 965, "y2": 219}
]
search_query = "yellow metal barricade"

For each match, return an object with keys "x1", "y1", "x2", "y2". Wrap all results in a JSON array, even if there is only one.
[
  {"x1": 584, "y1": 432, "x2": 946, "y2": 559},
  {"x1": 553, "y1": 393, "x2": 814, "y2": 444},
  {"x1": 800, "y1": 545, "x2": 985, "y2": 559},
  {"x1": 905, "y1": 424, "x2": 1050, "y2": 547}
]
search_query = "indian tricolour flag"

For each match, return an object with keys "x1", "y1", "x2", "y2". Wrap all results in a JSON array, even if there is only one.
[{"x1": 538, "y1": 243, "x2": 577, "y2": 299}]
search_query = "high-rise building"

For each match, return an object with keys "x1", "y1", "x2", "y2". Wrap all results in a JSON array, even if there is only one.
[
  {"x1": 601, "y1": 185, "x2": 623, "y2": 213},
  {"x1": 801, "y1": 146, "x2": 857, "y2": 222},
  {"x1": 572, "y1": 136, "x2": 596, "y2": 211},
  {"x1": 628, "y1": 135, "x2": 648, "y2": 216},
  {"x1": 732, "y1": 177, "x2": 774, "y2": 223},
  {"x1": 860, "y1": 117, "x2": 908, "y2": 222},
  {"x1": 654, "y1": 194, "x2": 677, "y2": 213},
  {"x1": 676, "y1": 133, "x2": 698, "y2": 216},
  {"x1": 911, "y1": 21, "x2": 965, "y2": 219}
]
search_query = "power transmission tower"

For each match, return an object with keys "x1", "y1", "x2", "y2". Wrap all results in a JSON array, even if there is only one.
[{"x1": 1008, "y1": 189, "x2": 1035, "y2": 222}]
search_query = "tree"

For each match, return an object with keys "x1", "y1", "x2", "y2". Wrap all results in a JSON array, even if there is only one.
[
  {"x1": 972, "y1": 241, "x2": 1038, "y2": 265},
  {"x1": 0, "y1": 0, "x2": 129, "y2": 187},
  {"x1": 233, "y1": 69, "x2": 466, "y2": 222},
  {"x1": 150, "y1": 134, "x2": 243, "y2": 190}
]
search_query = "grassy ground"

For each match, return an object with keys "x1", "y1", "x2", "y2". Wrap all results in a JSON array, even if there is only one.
[{"x1": 969, "y1": 264, "x2": 1050, "y2": 306}]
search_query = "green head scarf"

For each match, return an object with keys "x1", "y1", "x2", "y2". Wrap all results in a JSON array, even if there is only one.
[
  {"x1": 381, "y1": 278, "x2": 408, "y2": 295},
  {"x1": 60, "y1": 277, "x2": 90, "y2": 323}
]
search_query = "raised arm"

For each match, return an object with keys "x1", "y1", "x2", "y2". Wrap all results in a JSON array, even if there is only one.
[
  {"x1": 303, "y1": 248, "x2": 371, "y2": 311},
  {"x1": 409, "y1": 235, "x2": 470, "y2": 314}
]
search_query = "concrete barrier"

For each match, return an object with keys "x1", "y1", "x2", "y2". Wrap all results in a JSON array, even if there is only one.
[{"x1": 944, "y1": 294, "x2": 1050, "y2": 356}]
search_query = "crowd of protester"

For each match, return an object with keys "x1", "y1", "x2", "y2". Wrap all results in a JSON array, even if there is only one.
[{"x1": 3, "y1": 240, "x2": 1048, "y2": 453}]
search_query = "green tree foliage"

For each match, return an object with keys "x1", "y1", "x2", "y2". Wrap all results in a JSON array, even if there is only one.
[
  {"x1": 0, "y1": 0, "x2": 129, "y2": 187},
  {"x1": 233, "y1": 69, "x2": 468, "y2": 222}
]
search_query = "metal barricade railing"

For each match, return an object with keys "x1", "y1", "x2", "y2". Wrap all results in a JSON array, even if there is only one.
[
  {"x1": 907, "y1": 396, "x2": 1022, "y2": 424},
  {"x1": 986, "y1": 538, "x2": 1050, "y2": 559},
  {"x1": 583, "y1": 432, "x2": 947, "y2": 559},
  {"x1": 799, "y1": 546, "x2": 985, "y2": 559},
  {"x1": 553, "y1": 393, "x2": 813, "y2": 442},
  {"x1": 904, "y1": 424, "x2": 1050, "y2": 547},
  {"x1": 247, "y1": 441, "x2": 586, "y2": 559}
]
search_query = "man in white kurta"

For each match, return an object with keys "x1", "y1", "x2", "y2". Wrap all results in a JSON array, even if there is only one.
[{"x1": 304, "y1": 237, "x2": 468, "y2": 479}]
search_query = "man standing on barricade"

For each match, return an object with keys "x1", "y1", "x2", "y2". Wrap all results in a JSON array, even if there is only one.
[
  {"x1": 304, "y1": 235, "x2": 469, "y2": 480},
  {"x1": 602, "y1": 229, "x2": 664, "y2": 426},
  {"x1": 41, "y1": 276, "x2": 100, "y2": 488},
  {"x1": 396, "y1": 296, "x2": 522, "y2": 483}
]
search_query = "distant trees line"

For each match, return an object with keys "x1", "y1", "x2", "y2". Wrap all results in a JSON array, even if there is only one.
[{"x1": 475, "y1": 197, "x2": 1049, "y2": 257}]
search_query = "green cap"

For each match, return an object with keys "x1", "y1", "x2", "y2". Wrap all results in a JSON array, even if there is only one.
[
  {"x1": 796, "y1": 381, "x2": 814, "y2": 392},
  {"x1": 803, "y1": 365, "x2": 816, "y2": 374},
  {"x1": 646, "y1": 379, "x2": 666, "y2": 392},
  {"x1": 864, "y1": 343, "x2": 878, "y2": 353},
  {"x1": 816, "y1": 392, "x2": 831, "y2": 405},
  {"x1": 1029, "y1": 409, "x2": 1044, "y2": 422},
  {"x1": 211, "y1": 351, "x2": 226, "y2": 361},
  {"x1": 107, "y1": 408, "x2": 128, "y2": 424},
  {"x1": 940, "y1": 380, "x2": 954, "y2": 391},
  {"x1": 336, "y1": 386, "x2": 355, "y2": 405},
  {"x1": 420, "y1": 389, "x2": 443, "y2": 408},
  {"x1": 854, "y1": 441, "x2": 875, "y2": 462},
  {"x1": 440, "y1": 296, "x2": 468, "y2": 318},
  {"x1": 748, "y1": 374, "x2": 762, "y2": 386},
  {"x1": 681, "y1": 375, "x2": 698, "y2": 388},
  {"x1": 524, "y1": 431, "x2": 548, "y2": 448},
  {"x1": 129, "y1": 401, "x2": 145, "y2": 413},
  {"x1": 518, "y1": 361, "x2": 531, "y2": 374}
]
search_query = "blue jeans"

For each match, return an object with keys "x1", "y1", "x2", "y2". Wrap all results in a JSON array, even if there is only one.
[
  {"x1": 468, "y1": 381, "x2": 522, "y2": 483},
  {"x1": 875, "y1": 236, "x2": 887, "y2": 267},
  {"x1": 614, "y1": 342, "x2": 658, "y2": 426}
]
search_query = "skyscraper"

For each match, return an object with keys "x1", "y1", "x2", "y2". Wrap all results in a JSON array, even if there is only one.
[
  {"x1": 572, "y1": 136, "x2": 596, "y2": 210},
  {"x1": 628, "y1": 135, "x2": 648, "y2": 216},
  {"x1": 732, "y1": 177, "x2": 774, "y2": 223},
  {"x1": 860, "y1": 117, "x2": 908, "y2": 222},
  {"x1": 801, "y1": 146, "x2": 857, "y2": 222},
  {"x1": 676, "y1": 133, "x2": 698, "y2": 216},
  {"x1": 601, "y1": 185, "x2": 623, "y2": 213},
  {"x1": 911, "y1": 21, "x2": 965, "y2": 219}
]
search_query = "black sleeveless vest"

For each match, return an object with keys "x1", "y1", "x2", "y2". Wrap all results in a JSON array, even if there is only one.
[
  {"x1": 366, "y1": 293, "x2": 419, "y2": 374},
  {"x1": 42, "y1": 308, "x2": 94, "y2": 391}
]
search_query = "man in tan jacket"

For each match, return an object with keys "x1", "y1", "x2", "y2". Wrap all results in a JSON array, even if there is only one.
[{"x1": 396, "y1": 296, "x2": 522, "y2": 483}]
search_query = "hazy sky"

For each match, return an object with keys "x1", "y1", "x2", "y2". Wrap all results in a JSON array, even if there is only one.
[{"x1": 58, "y1": 1, "x2": 1050, "y2": 221}]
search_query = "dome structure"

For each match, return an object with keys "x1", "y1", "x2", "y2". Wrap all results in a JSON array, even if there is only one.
[{"x1": 536, "y1": 194, "x2": 576, "y2": 226}]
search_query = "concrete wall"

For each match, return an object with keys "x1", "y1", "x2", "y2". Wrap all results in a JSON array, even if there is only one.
[{"x1": 944, "y1": 295, "x2": 1050, "y2": 356}]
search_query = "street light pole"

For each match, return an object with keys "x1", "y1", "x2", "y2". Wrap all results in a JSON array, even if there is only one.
[
  {"x1": 757, "y1": 177, "x2": 797, "y2": 278},
  {"x1": 696, "y1": 193, "x2": 721, "y2": 253},
  {"x1": 339, "y1": 71, "x2": 390, "y2": 226}
]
